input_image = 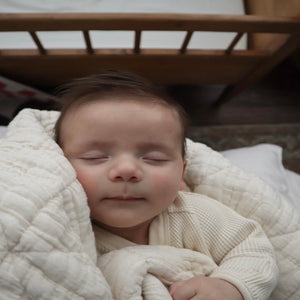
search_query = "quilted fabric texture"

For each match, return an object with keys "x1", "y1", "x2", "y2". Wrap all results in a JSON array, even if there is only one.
[
  {"x1": 98, "y1": 245, "x2": 217, "y2": 300},
  {"x1": 184, "y1": 139, "x2": 300, "y2": 300},
  {"x1": 1, "y1": 109, "x2": 299, "y2": 299},
  {"x1": 0, "y1": 109, "x2": 112, "y2": 299}
]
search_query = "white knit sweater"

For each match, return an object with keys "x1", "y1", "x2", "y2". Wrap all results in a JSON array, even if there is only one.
[{"x1": 94, "y1": 191, "x2": 278, "y2": 300}]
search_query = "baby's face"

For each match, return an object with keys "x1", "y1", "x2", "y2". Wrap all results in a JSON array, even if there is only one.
[{"x1": 59, "y1": 98, "x2": 186, "y2": 240}]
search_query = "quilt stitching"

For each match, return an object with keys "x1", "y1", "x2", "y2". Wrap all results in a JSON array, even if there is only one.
[{"x1": 2, "y1": 252, "x2": 86, "y2": 299}]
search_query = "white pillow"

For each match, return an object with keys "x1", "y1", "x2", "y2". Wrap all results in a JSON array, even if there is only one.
[
  {"x1": 221, "y1": 144, "x2": 300, "y2": 208},
  {"x1": 284, "y1": 169, "x2": 300, "y2": 209},
  {"x1": 221, "y1": 144, "x2": 288, "y2": 192}
]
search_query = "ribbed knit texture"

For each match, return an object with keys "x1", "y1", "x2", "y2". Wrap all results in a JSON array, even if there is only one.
[
  {"x1": 95, "y1": 191, "x2": 278, "y2": 300},
  {"x1": 166, "y1": 192, "x2": 278, "y2": 300}
]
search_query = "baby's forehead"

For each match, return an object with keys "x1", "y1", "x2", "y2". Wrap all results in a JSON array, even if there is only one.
[
  {"x1": 57, "y1": 96, "x2": 183, "y2": 142},
  {"x1": 60, "y1": 99, "x2": 182, "y2": 147},
  {"x1": 65, "y1": 96, "x2": 180, "y2": 119}
]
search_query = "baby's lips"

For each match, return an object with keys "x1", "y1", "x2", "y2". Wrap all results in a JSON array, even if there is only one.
[{"x1": 104, "y1": 195, "x2": 145, "y2": 201}]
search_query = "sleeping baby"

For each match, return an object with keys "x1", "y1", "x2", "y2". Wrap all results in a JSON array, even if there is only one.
[{"x1": 54, "y1": 70, "x2": 278, "y2": 300}]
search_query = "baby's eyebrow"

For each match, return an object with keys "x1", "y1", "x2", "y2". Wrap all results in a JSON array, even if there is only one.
[
  {"x1": 85, "y1": 140, "x2": 109, "y2": 147},
  {"x1": 74, "y1": 140, "x2": 112, "y2": 151},
  {"x1": 137, "y1": 142, "x2": 171, "y2": 152},
  {"x1": 72, "y1": 140, "x2": 174, "y2": 154}
]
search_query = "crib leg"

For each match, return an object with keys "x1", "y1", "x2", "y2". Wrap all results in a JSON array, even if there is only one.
[
  {"x1": 213, "y1": 85, "x2": 236, "y2": 107},
  {"x1": 214, "y1": 78, "x2": 254, "y2": 107},
  {"x1": 213, "y1": 34, "x2": 300, "y2": 107}
]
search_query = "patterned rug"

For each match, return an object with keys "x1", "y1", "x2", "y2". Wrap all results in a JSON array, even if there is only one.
[{"x1": 188, "y1": 123, "x2": 300, "y2": 174}]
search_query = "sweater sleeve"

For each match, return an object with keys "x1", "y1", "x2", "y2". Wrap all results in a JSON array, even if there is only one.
[{"x1": 168, "y1": 192, "x2": 279, "y2": 300}]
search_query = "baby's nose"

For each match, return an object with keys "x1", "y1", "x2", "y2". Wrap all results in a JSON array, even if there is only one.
[{"x1": 108, "y1": 157, "x2": 142, "y2": 182}]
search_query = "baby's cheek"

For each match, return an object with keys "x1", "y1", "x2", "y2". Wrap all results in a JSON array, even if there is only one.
[
  {"x1": 152, "y1": 172, "x2": 180, "y2": 190},
  {"x1": 74, "y1": 168, "x2": 98, "y2": 197}
]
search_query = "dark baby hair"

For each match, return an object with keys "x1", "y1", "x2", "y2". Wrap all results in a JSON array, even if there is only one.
[{"x1": 54, "y1": 70, "x2": 189, "y2": 157}]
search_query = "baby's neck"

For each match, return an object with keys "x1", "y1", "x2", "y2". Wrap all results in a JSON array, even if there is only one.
[{"x1": 95, "y1": 219, "x2": 153, "y2": 245}]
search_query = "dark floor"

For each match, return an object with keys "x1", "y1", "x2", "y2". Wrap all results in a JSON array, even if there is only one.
[{"x1": 167, "y1": 50, "x2": 300, "y2": 126}]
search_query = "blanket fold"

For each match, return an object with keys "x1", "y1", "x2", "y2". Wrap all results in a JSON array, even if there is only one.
[
  {"x1": 98, "y1": 245, "x2": 217, "y2": 300},
  {"x1": 0, "y1": 109, "x2": 112, "y2": 299},
  {"x1": 1, "y1": 109, "x2": 300, "y2": 299}
]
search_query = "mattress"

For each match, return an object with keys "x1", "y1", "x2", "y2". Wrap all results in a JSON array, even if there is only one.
[{"x1": 0, "y1": 0, "x2": 247, "y2": 50}]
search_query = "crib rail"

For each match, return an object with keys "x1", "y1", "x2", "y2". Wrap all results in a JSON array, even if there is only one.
[
  {"x1": 0, "y1": 13, "x2": 299, "y2": 102},
  {"x1": 1, "y1": 13, "x2": 300, "y2": 32},
  {"x1": 0, "y1": 13, "x2": 299, "y2": 56}
]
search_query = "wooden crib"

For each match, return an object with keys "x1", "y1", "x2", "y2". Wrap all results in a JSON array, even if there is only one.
[{"x1": 0, "y1": 0, "x2": 299, "y2": 105}]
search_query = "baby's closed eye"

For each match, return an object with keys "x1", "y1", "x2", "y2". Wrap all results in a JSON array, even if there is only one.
[
  {"x1": 80, "y1": 152, "x2": 109, "y2": 163},
  {"x1": 142, "y1": 152, "x2": 169, "y2": 164}
]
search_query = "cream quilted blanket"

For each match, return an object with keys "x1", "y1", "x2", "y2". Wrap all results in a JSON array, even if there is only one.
[
  {"x1": 98, "y1": 245, "x2": 216, "y2": 300},
  {"x1": 1, "y1": 109, "x2": 300, "y2": 299}
]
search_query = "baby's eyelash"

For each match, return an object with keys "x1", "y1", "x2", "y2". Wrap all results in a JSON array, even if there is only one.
[
  {"x1": 81, "y1": 156, "x2": 109, "y2": 162},
  {"x1": 145, "y1": 158, "x2": 166, "y2": 161},
  {"x1": 143, "y1": 157, "x2": 168, "y2": 163}
]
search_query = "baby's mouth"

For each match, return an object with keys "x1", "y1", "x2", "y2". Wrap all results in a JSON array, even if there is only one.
[{"x1": 104, "y1": 195, "x2": 144, "y2": 202}]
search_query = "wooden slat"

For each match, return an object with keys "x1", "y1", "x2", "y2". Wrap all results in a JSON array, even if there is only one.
[
  {"x1": 0, "y1": 51, "x2": 265, "y2": 88},
  {"x1": 180, "y1": 31, "x2": 193, "y2": 54},
  {"x1": 83, "y1": 30, "x2": 94, "y2": 54},
  {"x1": 0, "y1": 13, "x2": 299, "y2": 33},
  {"x1": 0, "y1": 48, "x2": 268, "y2": 57},
  {"x1": 29, "y1": 31, "x2": 46, "y2": 55},
  {"x1": 225, "y1": 32, "x2": 244, "y2": 55},
  {"x1": 134, "y1": 30, "x2": 141, "y2": 53}
]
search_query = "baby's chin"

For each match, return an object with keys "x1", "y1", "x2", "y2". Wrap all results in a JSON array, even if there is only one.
[{"x1": 92, "y1": 216, "x2": 153, "y2": 229}]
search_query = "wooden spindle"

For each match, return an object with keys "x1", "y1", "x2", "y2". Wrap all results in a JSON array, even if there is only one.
[
  {"x1": 180, "y1": 31, "x2": 193, "y2": 54},
  {"x1": 134, "y1": 30, "x2": 141, "y2": 53},
  {"x1": 83, "y1": 30, "x2": 94, "y2": 54},
  {"x1": 225, "y1": 32, "x2": 244, "y2": 55},
  {"x1": 29, "y1": 31, "x2": 46, "y2": 55}
]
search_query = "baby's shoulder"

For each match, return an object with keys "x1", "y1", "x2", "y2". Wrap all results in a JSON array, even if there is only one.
[
  {"x1": 171, "y1": 191, "x2": 249, "y2": 226},
  {"x1": 170, "y1": 191, "x2": 226, "y2": 215},
  {"x1": 178, "y1": 191, "x2": 213, "y2": 202}
]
